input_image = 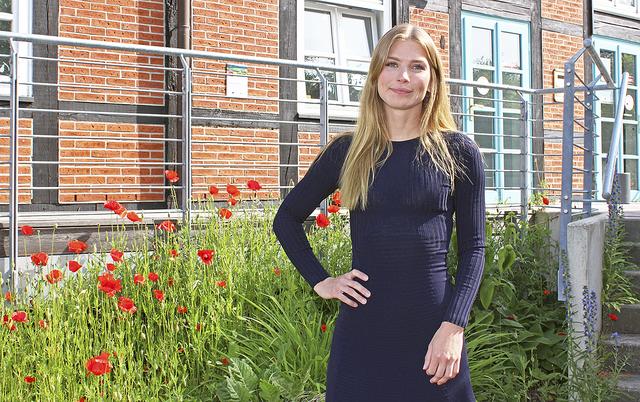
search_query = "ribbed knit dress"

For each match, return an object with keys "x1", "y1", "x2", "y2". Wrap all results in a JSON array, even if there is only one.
[{"x1": 272, "y1": 131, "x2": 486, "y2": 402}]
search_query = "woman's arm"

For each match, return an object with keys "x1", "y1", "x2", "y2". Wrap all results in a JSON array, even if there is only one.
[
  {"x1": 272, "y1": 135, "x2": 350, "y2": 290},
  {"x1": 442, "y1": 134, "x2": 486, "y2": 328}
]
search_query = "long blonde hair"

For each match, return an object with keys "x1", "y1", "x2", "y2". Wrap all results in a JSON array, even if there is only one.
[{"x1": 325, "y1": 24, "x2": 465, "y2": 211}]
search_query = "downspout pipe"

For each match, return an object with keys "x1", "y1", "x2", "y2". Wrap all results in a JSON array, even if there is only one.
[{"x1": 178, "y1": 0, "x2": 191, "y2": 53}]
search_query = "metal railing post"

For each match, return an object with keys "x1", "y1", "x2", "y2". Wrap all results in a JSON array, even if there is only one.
[
  {"x1": 558, "y1": 60, "x2": 577, "y2": 302},
  {"x1": 8, "y1": 39, "x2": 19, "y2": 295},
  {"x1": 317, "y1": 68, "x2": 329, "y2": 216},
  {"x1": 520, "y1": 96, "x2": 530, "y2": 223},
  {"x1": 583, "y1": 87, "x2": 595, "y2": 215},
  {"x1": 180, "y1": 55, "x2": 192, "y2": 228},
  {"x1": 603, "y1": 72, "x2": 630, "y2": 200}
]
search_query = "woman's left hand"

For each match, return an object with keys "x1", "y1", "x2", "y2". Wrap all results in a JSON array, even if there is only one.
[{"x1": 423, "y1": 321, "x2": 464, "y2": 386}]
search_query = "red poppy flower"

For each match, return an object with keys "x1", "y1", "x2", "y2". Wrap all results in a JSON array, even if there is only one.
[
  {"x1": 321, "y1": 323, "x2": 327, "y2": 333},
  {"x1": 38, "y1": 319, "x2": 47, "y2": 329},
  {"x1": 608, "y1": 313, "x2": 619, "y2": 321},
  {"x1": 20, "y1": 225, "x2": 34, "y2": 236},
  {"x1": 24, "y1": 376, "x2": 36, "y2": 383},
  {"x1": 106, "y1": 263, "x2": 117, "y2": 272},
  {"x1": 315, "y1": 213, "x2": 330, "y2": 228},
  {"x1": 216, "y1": 280, "x2": 227, "y2": 288},
  {"x1": 327, "y1": 204, "x2": 340, "y2": 213},
  {"x1": 164, "y1": 170, "x2": 179, "y2": 183},
  {"x1": 543, "y1": 289, "x2": 551, "y2": 296},
  {"x1": 86, "y1": 352, "x2": 112, "y2": 376},
  {"x1": 228, "y1": 197, "x2": 239, "y2": 206},
  {"x1": 197, "y1": 249, "x2": 215, "y2": 265},
  {"x1": 127, "y1": 211, "x2": 142, "y2": 222},
  {"x1": 219, "y1": 208, "x2": 232, "y2": 219},
  {"x1": 2, "y1": 314, "x2": 8, "y2": 324},
  {"x1": 148, "y1": 272, "x2": 159, "y2": 282},
  {"x1": 209, "y1": 185, "x2": 219, "y2": 195},
  {"x1": 46, "y1": 269, "x2": 63, "y2": 284},
  {"x1": 332, "y1": 191, "x2": 341, "y2": 206},
  {"x1": 247, "y1": 179, "x2": 262, "y2": 191},
  {"x1": 153, "y1": 289, "x2": 164, "y2": 302},
  {"x1": 4, "y1": 291, "x2": 11, "y2": 302},
  {"x1": 167, "y1": 277, "x2": 174, "y2": 287},
  {"x1": 542, "y1": 196, "x2": 550, "y2": 205},
  {"x1": 110, "y1": 248, "x2": 124, "y2": 263},
  {"x1": 133, "y1": 273, "x2": 145, "y2": 285},
  {"x1": 273, "y1": 267, "x2": 281, "y2": 276},
  {"x1": 68, "y1": 260, "x2": 82, "y2": 273},
  {"x1": 169, "y1": 249, "x2": 179, "y2": 259},
  {"x1": 195, "y1": 323, "x2": 202, "y2": 332},
  {"x1": 97, "y1": 273, "x2": 122, "y2": 298},
  {"x1": 177, "y1": 306, "x2": 187, "y2": 314},
  {"x1": 79, "y1": 398, "x2": 86, "y2": 402},
  {"x1": 226, "y1": 184, "x2": 240, "y2": 197},
  {"x1": 30, "y1": 252, "x2": 49, "y2": 267},
  {"x1": 117, "y1": 297, "x2": 137, "y2": 314},
  {"x1": 156, "y1": 220, "x2": 176, "y2": 232},
  {"x1": 220, "y1": 357, "x2": 230, "y2": 366},
  {"x1": 11, "y1": 311, "x2": 27, "y2": 323},
  {"x1": 104, "y1": 200, "x2": 126, "y2": 217},
  {"x1": 68, "y1": 240, "x2": 88, "y2": 254}
]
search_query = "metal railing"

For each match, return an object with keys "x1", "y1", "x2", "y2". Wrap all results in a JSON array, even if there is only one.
[{"x1": 0, "y1": 32, "x2": 625, "y2": 300}]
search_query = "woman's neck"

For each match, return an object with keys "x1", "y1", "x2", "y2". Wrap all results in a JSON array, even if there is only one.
[{"x1": 384, "y1": 106, "x2": 422, "y2": 141}]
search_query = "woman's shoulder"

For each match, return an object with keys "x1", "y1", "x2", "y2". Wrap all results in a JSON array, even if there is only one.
[
  {"x1": 323, "y1": 132, "x2": 354, "y2": 158},
  {"x1": 442, "y1": 130, "x2": 480, "y2": 159}
]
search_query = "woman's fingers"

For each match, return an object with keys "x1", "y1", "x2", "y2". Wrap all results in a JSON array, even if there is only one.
[
  {"x1": 430, "y1": 361, "x2": 447, "y2": 384},
  {"x1": 350, "y1": 269, "x2": 369, "y2": 282}
]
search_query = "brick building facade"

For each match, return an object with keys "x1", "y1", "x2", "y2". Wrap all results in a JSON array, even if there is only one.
[{"x1": 2, "y1": 0, "x2": 640, "y2": 210}]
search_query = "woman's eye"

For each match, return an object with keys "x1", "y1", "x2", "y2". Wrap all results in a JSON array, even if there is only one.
[
  {"x1": 385, "y1": 62, "x2": 398, "y2": 68},
  {"x1": 413, "y1": 64, "x2": 426, "y2": 71}
]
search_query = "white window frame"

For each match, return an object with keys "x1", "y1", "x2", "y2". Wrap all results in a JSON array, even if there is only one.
[
  {"x1": 0, "y1": 0, "x2": 32, "y2": 98},
  {"x1": 595, "y1": 0, "x2": 640, "y2": 20},
  {"x1": 296, "y1": 0, "x2": 391, "y2": 120}
]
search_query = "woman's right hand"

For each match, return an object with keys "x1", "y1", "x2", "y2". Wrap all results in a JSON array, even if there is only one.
[{"x1": 313, "y1": 269, "x2": 372, "y2": 307}]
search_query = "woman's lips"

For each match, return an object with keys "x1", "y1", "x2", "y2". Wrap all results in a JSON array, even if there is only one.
[{"x1": 391, "y1": 88, "x2": 412, "y2": 95}]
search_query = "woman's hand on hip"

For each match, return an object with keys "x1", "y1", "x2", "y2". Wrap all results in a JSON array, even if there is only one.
[
  {"x1": 423, "y1": 321, "x2": 464, "y2": 386},
  {"x1": 313, "y1": 269, "x2": 371, "y2": 307}
]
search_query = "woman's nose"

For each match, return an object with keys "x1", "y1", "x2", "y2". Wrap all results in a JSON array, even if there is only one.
[{"x1": 397, "y1": 68, "x2": 409, "y2": 82}]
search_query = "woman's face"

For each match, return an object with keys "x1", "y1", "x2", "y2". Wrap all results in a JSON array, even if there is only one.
[{"x1": 376, "y1": 39, "x2": 432, "y2": 115}]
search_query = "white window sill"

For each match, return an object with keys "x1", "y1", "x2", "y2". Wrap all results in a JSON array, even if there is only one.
[
  {"x1": 297, "y1": 103, "x2": 360, "y2": 121},
  {"x1": 594, "y1": 6, "x2": 640, "y2": 20}
]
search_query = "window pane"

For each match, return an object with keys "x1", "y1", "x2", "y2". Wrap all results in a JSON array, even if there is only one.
[
  {"x1": 504, "y1": 154, "x2": 522, "y2": 189},
  {"x1": 482, "y1": 153, "x2": 495, "y2": 189},
  {"x1": 347, "y1": 60, "x2": 367, "y2": 103},
  {"x1": 500, "y1": 32, "x2": 521, "y2": 69},
  {"x1": 470, "y1": 27, "x2": 493, "y2": 66},
  {"x1": 618, "y1": 0, "x2": 636, "y2": 7},
  {"x1": 622, "y1": 53, "x2": 636, "y2": 87},
  {"x1": 474, "y1": 111, "x2": 495, "y2": 149},
  {"x1": 304, "y1": 56, "x2": 338, "y2": 101},
  {"x1": 602, "y1": 121, "x2": 613, "y2": 153},
  {"x1": 0, "y1": 0, "x2": 10, "y2": 13},
  {"x1": 599, "y1": 49, "x2": 615, "y2": 116},
  {"x1": 624, "y1": 123, "x2": 638, "y2": 156},
  {"x1": 305, "y1": 10, "x2": 333, "y2": 54},
  {"x1": 624, "y1": 89, "x2": 636, "y2": 120},
  {"x1": 0, "y1": 19, "x2": 9, "y2": 78},
  {"x1": 341, "y1": 15, "x2": 372, "y2": 59},
  {"x1": 502, "y1": 72, "x2": 522, "y2": 103},
  {"x1": 624, "y1": 159, "x2": 638, "y2": 190},
  {"x1": 473, "y1": 68, "x2": 494, "y2": 107},
  {"x1": 503, "y1": 112, "x2": 523, "y2": 150}
]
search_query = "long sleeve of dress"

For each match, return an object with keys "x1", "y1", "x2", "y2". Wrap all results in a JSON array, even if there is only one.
[
  {"x1": 272, "y1": 136, "x2": 349, "y2": 290},
  {"x1": 442, "y1": 133, "x2": 487, "y2": 328}
]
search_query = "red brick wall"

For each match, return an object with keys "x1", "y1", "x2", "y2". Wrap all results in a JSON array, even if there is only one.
[
  {"x1": 58, "y1": 0, "x2": 165, "y2": 105},
  {"x1": 191, "y1": 127, "x2": 279, "y2": 201},
  {"x1": 191, "y1": 0, "x2": 279, "y2": 112},
  {"x1": 541, "y1": 31, "x2": 585, "y2": 131},
  {"x1": 541, "y1": 0, "x2": 583, "y2": 25},
  {"x1": 58, "y1": 121, "x2": 165, "y2": 203},
  {"x1": 0, "y1": 119, "x2": 32, "y2": 204},
  {"x1": 542, "y1": 142, "x2": 585, "y2": 198},
  {"x1": 409, "y1": 7, "x2": 450, "y2": 78}
]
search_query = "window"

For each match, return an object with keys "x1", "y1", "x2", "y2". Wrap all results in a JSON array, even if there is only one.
[
  {"x1": 595, "y1": 0, "x2": 640, "y2": 19},
  {"x1": 0, "y1": 0, "x2": 32, "y2": 98},
  {"x1": 297, "y1": 0, "x2": 391, "y2": 119},
  {"x1": 462, "y1": 13, "x2": 531, "y2": 205},
  {"x1": 594, "y1": 37, "x2": 640, "y2": 199}
]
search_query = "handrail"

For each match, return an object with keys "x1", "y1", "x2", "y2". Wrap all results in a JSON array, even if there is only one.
[{"x1": 602, "y1": 72, "x2": 629, "y2": 200}]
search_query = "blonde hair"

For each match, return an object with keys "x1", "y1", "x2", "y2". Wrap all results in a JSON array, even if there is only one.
[{"x1": 318, "y1": 23, "x2": 465, "y2": 211}]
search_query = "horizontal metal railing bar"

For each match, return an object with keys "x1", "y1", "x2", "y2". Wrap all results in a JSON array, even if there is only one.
[
  {"x1": 190, "y1": 91, "x2": 361, "y2": 107},
  {"x1": 27, "y1": 134, "x2": 182, "y2": 143},
  {"x1": 22, "y1": 80, "x2": 183, "y2": 96},
  {"x1": 447, "y1": 78, "x2": 537, "y2": 94},
  {"x1": 530, "y1": 135, "x2": 600, "y2": 140},
  {"x1": 452, "y1": 111, "x2": 528, "y2": 121},
  {"x1": 192, "y1": 68, "x2": 366, "y2": 88},
  {"x1": 28, "y1": 161, "x2": 182, "y2": 166},
  {"x1": 14, "y1": 108, "x2": 182, "y2": 119},
  {"x1": 23, "y1": 54, "x2": 182, "y2": 72},
  {"x1": 0, "y1": 185, "x2": 184, "y2": 190},
  {"x1": 534, "y1": 84, "x2": 613, "y2": 95},
  {"x1": 448, "y1": 93, "x2": 531, "y2": 105},
  {"x1": 190, "y1": 115, "x2": 321, "y2": 125}
]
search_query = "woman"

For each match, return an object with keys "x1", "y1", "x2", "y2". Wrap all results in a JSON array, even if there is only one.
[{"x1": 272, "y1": 23, "x2": 485, "y2": 401}]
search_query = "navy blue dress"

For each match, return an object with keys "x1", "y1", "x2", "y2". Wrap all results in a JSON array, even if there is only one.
[{"x1": 272, "y1": 132, "x2": 485, "y2": 401}]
